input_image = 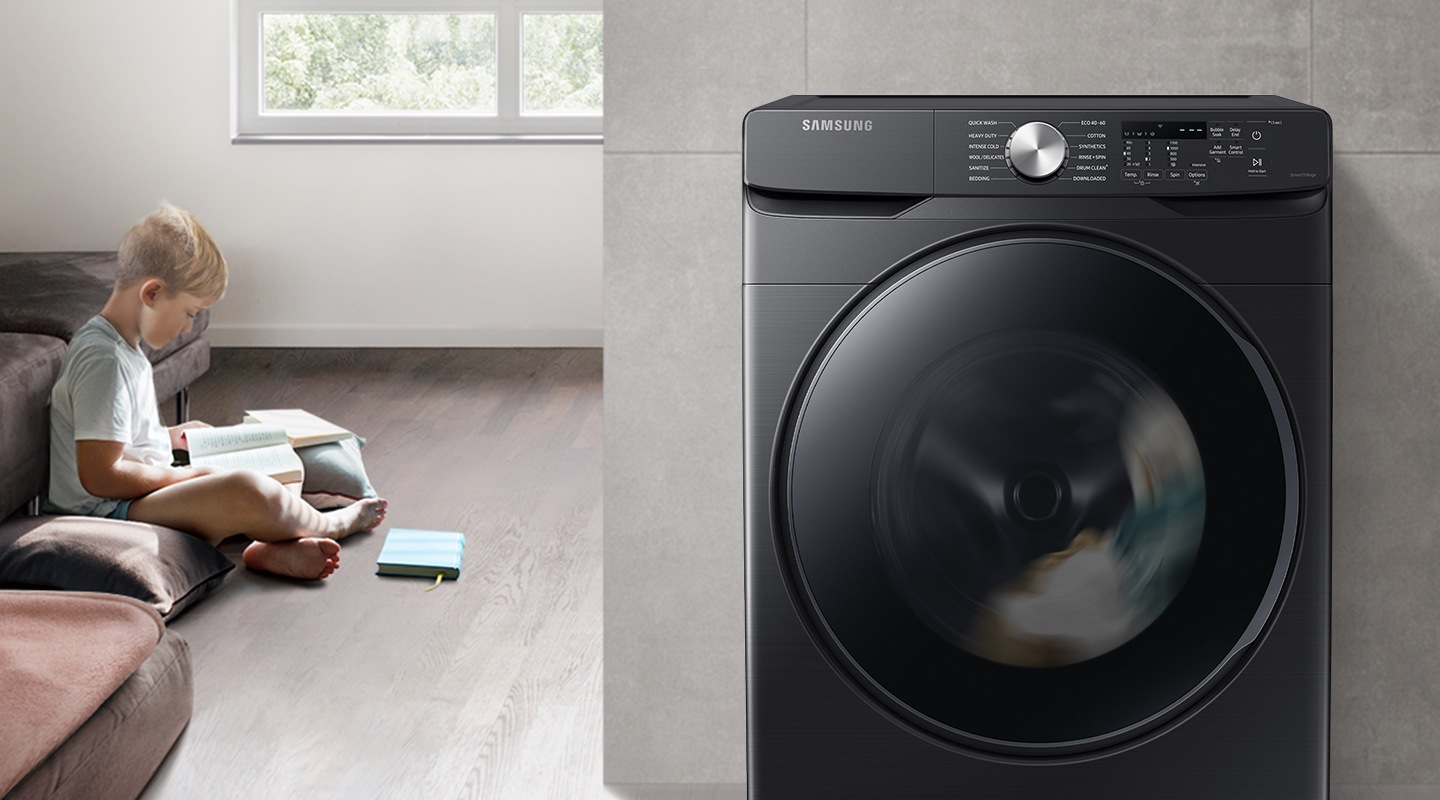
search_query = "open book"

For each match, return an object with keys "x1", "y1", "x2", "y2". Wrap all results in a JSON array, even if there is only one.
[
  {"x1": 242, "y1": 409, "x2": 354, "y2": 449},
  {"x1": 184, "y1": 424, "x2": 304, "y2": 485}
]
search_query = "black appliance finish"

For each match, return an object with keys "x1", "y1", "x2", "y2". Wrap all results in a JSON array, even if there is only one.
[{"x1": 744, "y1": 96, "x2": 1330, "y2": 799}]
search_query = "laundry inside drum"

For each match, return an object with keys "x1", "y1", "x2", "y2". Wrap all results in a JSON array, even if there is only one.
[{"x1": 872, "y1": 330, "x2": 1205, "y2": 668}]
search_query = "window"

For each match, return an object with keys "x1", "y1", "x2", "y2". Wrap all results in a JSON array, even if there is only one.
[{"x1": 233, "y1": 0, "x2": 603, "y2": 142}]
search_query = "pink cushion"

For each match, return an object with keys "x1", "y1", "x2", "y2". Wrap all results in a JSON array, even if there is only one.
[{"x1": 0, "y1": 590, "x2": 163, "y2": 796}]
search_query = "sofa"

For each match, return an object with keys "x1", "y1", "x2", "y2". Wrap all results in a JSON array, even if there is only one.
[{"x1": 0, "y1": 251, "x2": 214, "y2": 799}]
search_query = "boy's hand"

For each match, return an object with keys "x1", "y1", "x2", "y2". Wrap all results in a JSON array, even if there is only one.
[{"x1": 168, "y1": 420, "x2": 213, "y2": 452}]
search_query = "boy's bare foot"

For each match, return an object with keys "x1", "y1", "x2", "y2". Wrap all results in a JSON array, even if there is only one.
[
  {"x1": 324, "y1": 497, "x2": 388, "y2": 539},
  {"x1": 243, "y1": 538, "x2": 341, "y2": 580}
]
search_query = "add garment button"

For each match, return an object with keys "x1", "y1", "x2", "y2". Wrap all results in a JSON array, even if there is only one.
[
  {"x1": 1166, "y1": 169, "x2": 1185, "y2": 180},
  {"x1": 1186, "y1": 169, "x2": 1208, "y2": 180},
  {"x1": 1143, "y1": 170, "x2": 1164, "y2": 180}
]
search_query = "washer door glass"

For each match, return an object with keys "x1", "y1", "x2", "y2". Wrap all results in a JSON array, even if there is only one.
[{"x1": 779, "y1": 235, "x2": 1299, "y2": 757}]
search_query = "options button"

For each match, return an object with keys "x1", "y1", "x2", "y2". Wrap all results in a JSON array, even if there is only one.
[{"x1": 1186, "y1": 169, "x2": 1208, "y2": 181}]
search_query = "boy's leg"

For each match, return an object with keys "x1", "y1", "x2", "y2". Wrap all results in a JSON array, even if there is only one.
[
  {"x1": 127, "y1": 469, "x2": 386, "y2": 545},
  {"x1": 128, "y1": 470, "x2": 387, "y2": 579}
]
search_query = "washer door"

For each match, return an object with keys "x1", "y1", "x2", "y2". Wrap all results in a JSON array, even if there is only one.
[{"x1": 777, "y1": 234, "x2": 1300, "y2": 759}]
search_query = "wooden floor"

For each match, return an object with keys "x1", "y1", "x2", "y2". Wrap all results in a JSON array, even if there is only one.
[{"x1": 141, "y1": 348, "x2": 603, "y2": 800}]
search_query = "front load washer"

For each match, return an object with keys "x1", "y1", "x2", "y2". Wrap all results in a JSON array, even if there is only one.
[{"x1": 743, "y1": 96, "x2": 1330, "y2": 798}]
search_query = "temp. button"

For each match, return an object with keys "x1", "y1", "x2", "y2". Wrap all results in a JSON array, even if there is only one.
[{"x1": 1006, "y1": 122, "x2": 1068, "y2": 181}]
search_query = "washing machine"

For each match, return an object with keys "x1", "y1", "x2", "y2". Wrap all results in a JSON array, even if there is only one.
[{"x1": 742, "y1": 96, "x2": 1330, "y2": 798}]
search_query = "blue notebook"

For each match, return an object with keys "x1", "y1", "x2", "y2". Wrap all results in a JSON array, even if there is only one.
[{"x1": 376, "y1": 529, "x2": 465, "y2": 580}]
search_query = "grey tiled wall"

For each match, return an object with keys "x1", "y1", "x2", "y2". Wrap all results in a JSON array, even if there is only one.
[{"x1": 604, "y1": 0, "x2": 1440, "y2": 784}]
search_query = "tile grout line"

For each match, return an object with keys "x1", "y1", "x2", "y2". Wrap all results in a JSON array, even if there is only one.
[{"x1": 1310, "y1": 0, "x2": 1315, "y2": 105}]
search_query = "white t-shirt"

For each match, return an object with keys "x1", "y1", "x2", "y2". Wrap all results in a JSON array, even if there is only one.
[{"x1": 48, "y1": 315, "x2": 172, "y2": 516}]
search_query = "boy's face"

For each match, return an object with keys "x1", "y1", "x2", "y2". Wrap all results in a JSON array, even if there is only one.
[{"x1": 139, "y1": 280, "x2": 210, "y2": 349}]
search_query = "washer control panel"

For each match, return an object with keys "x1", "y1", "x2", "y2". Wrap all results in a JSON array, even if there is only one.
[
  {"x1": 743, "y1": 99, "x2": 1331, "y2": 196},
  {"x1": 934, "y1": 111, "x2": 1329, "y2": 194}
]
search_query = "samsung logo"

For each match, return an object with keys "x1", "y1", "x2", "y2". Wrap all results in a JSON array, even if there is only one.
[{"x1": 801, "y1": 119, "x2": 874, "y2": 132}]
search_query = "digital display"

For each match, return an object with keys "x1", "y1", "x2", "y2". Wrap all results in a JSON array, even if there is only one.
[{"x1": 1121, "y1": 121, "x2": 1208, "y2": 139}]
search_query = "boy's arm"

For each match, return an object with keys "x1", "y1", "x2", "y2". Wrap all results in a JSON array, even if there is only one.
[{"x1": 75, "y1": 439, "x2": 213, "y2": 500}]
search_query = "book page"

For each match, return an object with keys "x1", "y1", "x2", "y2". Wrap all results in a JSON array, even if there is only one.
[
  {"x1": 192, "y1": 443, "x2": 303, "y2": 479},
  {"x1": 186, "y1": 424, "x2": 290, "y2": 457}
]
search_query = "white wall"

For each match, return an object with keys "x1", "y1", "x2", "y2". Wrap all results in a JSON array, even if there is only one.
[{"x1": 0, "y1": 0, "x2": 601, "y2": 347}]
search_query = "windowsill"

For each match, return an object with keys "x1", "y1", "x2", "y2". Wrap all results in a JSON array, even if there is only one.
[{"x1": 231, "y1": 132, "x2": 603, "y2": 145}]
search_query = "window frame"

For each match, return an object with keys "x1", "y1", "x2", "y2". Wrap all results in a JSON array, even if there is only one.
[{"x1": 231, "y1": 0, "x2": 603, "y2": 143}]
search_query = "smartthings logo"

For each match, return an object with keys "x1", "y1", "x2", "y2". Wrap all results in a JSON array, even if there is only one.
[{"x1": 801, "y1": 119, "x2": 874, "y2": 132}]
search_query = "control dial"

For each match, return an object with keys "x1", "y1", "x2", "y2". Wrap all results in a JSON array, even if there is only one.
[{"x1": 1006, "y1": 121, "x2": 1068, "y2": 181}]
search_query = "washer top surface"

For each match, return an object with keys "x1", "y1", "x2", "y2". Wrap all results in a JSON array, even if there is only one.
[{"x1": 744, "y1": 95, "x2": 1331, "y2": 197}]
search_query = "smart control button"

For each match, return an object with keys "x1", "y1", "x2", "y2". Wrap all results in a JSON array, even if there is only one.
[
  {"x1": 1006, "y1": 121, "x2": 1069, "y2": 181},
  {"x1": 1186, "y1": 169, "x2": 1208, "y2": 181}
]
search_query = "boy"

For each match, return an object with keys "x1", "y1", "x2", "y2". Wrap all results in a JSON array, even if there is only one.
[{"x1": 47, "y1": 203, "x2": 387, "y2": 579}]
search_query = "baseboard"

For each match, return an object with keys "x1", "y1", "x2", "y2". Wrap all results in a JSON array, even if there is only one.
[{"x1": 207, "y1": 325, "x2": 603, "y2": 348}]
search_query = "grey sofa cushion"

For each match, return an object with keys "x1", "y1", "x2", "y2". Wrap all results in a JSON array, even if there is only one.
[
  {"x1": 151, "y1": 337, "x2": 211, "y2": 404},
  {"x1": 0, "y1": 252, "x2": 209, "y2": 358},
  {"x1": 0, "y1": 516, "x2": 234, "y2": 618},
  {"x1": 0, "y1": 334, "x2": 66, "y2": 519},
  {"x1": 0, "y1": 259, "x2": 111, "y2": 340}
]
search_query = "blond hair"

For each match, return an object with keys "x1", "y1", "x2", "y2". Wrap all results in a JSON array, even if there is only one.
[{"x1": 116, "y1": 202, "x2": 227, "y2": 303}]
